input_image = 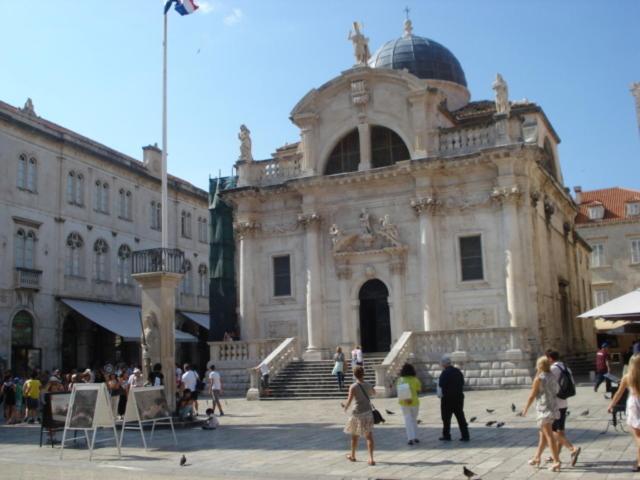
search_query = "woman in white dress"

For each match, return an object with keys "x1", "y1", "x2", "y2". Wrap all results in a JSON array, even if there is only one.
[
  {"x1": 522, "y1": 356, "x2": 561, "y2": 472},
  {"x1": 609, "y1": 354, "x2": 640, "y2": 472}
]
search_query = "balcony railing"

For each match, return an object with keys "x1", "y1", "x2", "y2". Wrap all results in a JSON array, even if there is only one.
[
  {"x1": 438, "y1": 124, "x2": 496, "y2": 156},
  {"x1": 14, "y1": 267, "x2": 42, "y2": 290},
  {"x1": 132, "y1": 248, "x2": 185, "y2": 275},
  {"x1": 237, "y1": 156, "x2": 301, "y2": 187}
]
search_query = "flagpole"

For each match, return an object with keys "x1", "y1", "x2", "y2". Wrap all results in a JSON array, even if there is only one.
[{"x1": 161, "y1": 11, "x2": 169, "y2": 252}]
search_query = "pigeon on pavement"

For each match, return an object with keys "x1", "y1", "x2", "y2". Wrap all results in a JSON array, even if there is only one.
[
  {"x1": 180, "y1": 455, "x2": 187, "y2": 466},
  {"x1": 485, "y1": 420, "x2": 496, "y2": 427},
  {"x1": 515, "y1": 412, "x2": 523, "y2": 417},
  {"x1": 580, "y1": 410, "x2": 589, "y2": 416},
  {"x1": 511, "y1": 403, "x2": 516, "y2": 412},
  {"x1": 469, "y1": 416, "x2": 477, "y2": 423},
  {"x1": 486, "y1": 409, "x2": 495, "y2": 414},
  {"x1": 385, "y1": 409, "x2": 395, "y2": 415},
  {"x1": 496, "y1": 422, "x2": 505, "y2": 428},
  {"x1": 463, "y1": 466, "x2": 477, "y2": 478}
]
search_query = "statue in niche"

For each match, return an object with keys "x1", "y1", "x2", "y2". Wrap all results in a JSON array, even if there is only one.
[
  {"x1": 142, "y1": 314, "x2": 160, "y2": 366},
  {"x1": 238, "y1": 124, "x2": 253, "y2": 162},
  {"x1": 329, "y1": 223, "x2": 342, "y2": 245},
  {"x1": 379, "y1": 214, "x2": 400, "y2": 244},
  {"x1": 359, "y1": 208, "x2": 373, "y2": 235},
  {"x1": 492, "y1": 73, "x2": 510, "y2": 116},
  {"x1": 348, "y1": 21, "x2": 370, "y2": 66}
]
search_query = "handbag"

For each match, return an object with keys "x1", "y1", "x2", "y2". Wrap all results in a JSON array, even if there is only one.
[{"x1": 358, "y1": 383, "x2": 385, "y2": 424}]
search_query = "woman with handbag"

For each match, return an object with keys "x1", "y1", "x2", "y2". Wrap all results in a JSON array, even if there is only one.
[
  {"x1": 332, "y1": 347, "x2": 345, "y2": 391},
  {"x1": 396, "y1": 363, "x2": 422, "y2": 445},
  {"x1": 342, "y1": 365, "x2": 376, "y2": 465}
]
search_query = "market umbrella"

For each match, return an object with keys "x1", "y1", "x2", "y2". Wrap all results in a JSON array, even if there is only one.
[{"x1": 579, "y1": 288, "x2": 640, "y2": 322}]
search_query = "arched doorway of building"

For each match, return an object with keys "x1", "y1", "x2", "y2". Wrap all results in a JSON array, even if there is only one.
[
  {"x1": 359, "y1": 279, "x2": 391, "y2": 353},
  {"x1": 61, "y1": 315, "x2": 79, "y2": 371},
  {"x1": 11, "y1": 310, "x2": 36, "y2": 376}
]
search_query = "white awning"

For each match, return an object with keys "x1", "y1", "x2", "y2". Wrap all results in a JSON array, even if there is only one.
[
  {"x1": 179, "y1": 311, "x2": 210, "y2": 330},
  {"x1": 579, "y1": 289, "x2": 640, "y2": 321},
  {"x1": 61, "y1": 298, "x2": 198, "y2": 343}
]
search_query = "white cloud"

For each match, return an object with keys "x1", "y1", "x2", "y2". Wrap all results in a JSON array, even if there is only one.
[
  {"x1": 223, "y1": 8, "x2": 243, "y2": 26},
  {"x1": 198, "y1": 1, "x2": 218, "y2": 14}
]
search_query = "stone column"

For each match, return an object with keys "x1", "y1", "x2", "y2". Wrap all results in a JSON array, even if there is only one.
[
  {"x1": 337, "y1": 264, "x2": 353, "y2": 350},
  {"x1": 235, "y1": 221, "x2": 260, "y2": 339},
  {"x1": 357, "y1": 123, "x2": 371, "y2": 171},
  {"x1": 389, "y1": 258, "x2": 406, "y2": 342},
  {"x1": 132, "y1": 271, "x2": 182, "y2": 412},
  {"x1": 411, "y1": 197, "x2": 441, "y2": 331},
  {"x1": 299, "y1": 212, "x2": 324, "y2": 359}
]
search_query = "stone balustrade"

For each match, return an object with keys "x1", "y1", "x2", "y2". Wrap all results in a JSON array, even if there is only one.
[
  {"x1": 209, "y1": 338, "x2": 283, "y2": 368},
  {"x1": 247, "y1": 337, "x2": 300, "y2": 400},
  {"x1": 438, "y1": 124, "x2": 495, "y2": 156},
  {"x1": 238, "y1": 157, "x2": 301, "y2": 187},
  {"x1": 374, "y1": 327, "x2": 530, "y2": 396},
  {"x1": 14, "y1": 267, "x2": 42, "y2": 290}
]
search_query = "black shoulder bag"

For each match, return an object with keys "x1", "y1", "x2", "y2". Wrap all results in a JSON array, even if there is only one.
[{"x1": 358, "y1": 383, "x2": 385, "y2": 424}]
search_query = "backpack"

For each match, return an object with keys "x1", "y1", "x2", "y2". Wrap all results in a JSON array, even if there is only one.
[{"x1": 556, "y1": 364, "x2": 576, "y2": 400}]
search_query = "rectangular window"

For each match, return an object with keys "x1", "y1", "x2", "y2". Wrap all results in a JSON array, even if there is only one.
[
  {"x1": 628, "y1": 203, "x2": 640, "y2": 217},
  {"x1": 459, "y1": 235, "x2": 483, "y2": 281},
  {"x1": 594, "y1": 289, "x2": 609, "y2": 307},
  {"x1": 632, "y1": 239, "x2": 640, "y2": 264},
  {"x1": 591, "y1": 243, "x2": 605, "y2": 267},
  {"x1": 273, "y1": 255, "x2": 291, "y2": 297}
]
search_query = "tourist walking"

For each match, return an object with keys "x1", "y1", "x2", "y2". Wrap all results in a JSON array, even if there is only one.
[
  {"x1": 594, "y1": 343, "x2": 611, "y2": 392},
  {"x1": 396, "y1": 363, "x2": 422, "y2": 445},
  {"x1": 181, "y1": 364, "x2": 200, "y2": 414},
  {"x1": 438, "y1": 355, "x2": 469, "y2": 442},
  {"x1": 208, "y1": 364, "x2": 224, "y2": 416},
  {"x1": 609, "y1": 354, "x2": 640, "y2": 472},
  {"x1": 546, "y1": 350, "x2": 581, "y2": 466},
  {"x1": 351, "y1": 345, "x2": 363, "y2": 368},
  {"x1": 256, "y1": 362, "x2": 271, "y2": 397},
  {"x1": 332, "y1": 347, "x2": 346, "y2": 391},
  {"x1": 1, "y1": 374, "x2": 16, "y2": 424},
  {"x1": 342, "y1": 366, "x2": 376, "y2": 465},
  {"x1": 22, "y1": 371, "x2": 41, "y2": 424},
  {"x1": 522, "y1": 356, "x2": 561, "y2": 472}
]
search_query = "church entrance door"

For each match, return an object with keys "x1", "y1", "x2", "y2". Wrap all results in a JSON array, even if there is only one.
[{"x1": 359, "y1": 279, "x2": 391, "y2": 353}]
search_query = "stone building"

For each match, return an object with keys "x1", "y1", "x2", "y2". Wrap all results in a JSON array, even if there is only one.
[
  {"x1": 575, "y1": 187, "x2": 640, "y2": 356},
  {"x1": 214, "y1": 20, "x2": 595, "y2": 391},
  {"x1": 0, "y1": 99, "x2": 210, "y2": 374}
]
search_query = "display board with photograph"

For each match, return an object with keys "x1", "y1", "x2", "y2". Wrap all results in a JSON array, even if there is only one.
[
  {"x1": 59, "y1": 383, "x2": 121, "y2": 460},
  {"x1": 120, "y1": 386, "x2": 176, "y2": 449}
]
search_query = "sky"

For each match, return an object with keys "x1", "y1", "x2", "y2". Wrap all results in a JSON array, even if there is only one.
[{"x1": 1, "y1": 0, "x2": 638, "y2": 193}]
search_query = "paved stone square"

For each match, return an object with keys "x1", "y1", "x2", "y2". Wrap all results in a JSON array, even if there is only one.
[{"x1": 0, "y1": 386, "x2": 637, "y2": 480}]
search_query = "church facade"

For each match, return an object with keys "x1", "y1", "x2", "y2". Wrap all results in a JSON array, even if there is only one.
[{"x1": 220, "y1": 20, "x2": 595, "y2": 385}]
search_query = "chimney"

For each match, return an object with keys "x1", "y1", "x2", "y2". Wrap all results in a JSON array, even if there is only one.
[
  {"x1": 142, "y1": 144, "x2": 162, "y2": 176},
  {"x1": 573, "y1": 186, "x2": 582, "y2": 204}
]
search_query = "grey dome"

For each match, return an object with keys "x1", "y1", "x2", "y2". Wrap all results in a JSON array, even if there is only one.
[{"x1": 370, "y1": 34, "x2": 467, "y2": 87}]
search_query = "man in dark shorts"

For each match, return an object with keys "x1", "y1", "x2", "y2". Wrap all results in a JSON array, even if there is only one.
[
  {"x1": 547, "y1": 350, "x2": 581, "y2": 466},
  {"x1": 594, "y1": 343, "x2": 611, "y2": 392},
  {"x1": 181, "y1": 364, "x2": 200, "y2": 414}
]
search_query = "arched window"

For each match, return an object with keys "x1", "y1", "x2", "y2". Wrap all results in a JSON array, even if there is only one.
[
  {"x1": 325, "y1": 129, "x2": 360, "y2": 175},
  {"x1": 371, "y1": 126, "x2": 410, "y2": 168},
  {"x1": 95, "y1": 180, "x2": 102, "y2": 210},
  {"x1": 94, "y1": 239, "x2": 109, "y2": 281},
  {"x1": 541, "y1": 138, "x2": 558, "y2": 180},
  {"x1": 27, "y1": 157, "x2": 37, "y2": 192},
  {"x1": 67, "y1": 171, "x2": 76, "y2": 203},
  {"x1": 65, "y1": 232, "x2": 84, "y2": 276},
  {"x1": 12, "y1": 311, "x2": 33, "y2": 347},
  {"x1": 125, "y1": 190, "x2": 132, "y2": 219},
  {"x1": 198, "y1": 264, "x2": 208, "y2": 296},
  {"x1": 15, "y1": 229, "x2": 36, "y2": 269},
  {"x1": 181, "y1": 211, "x2": 192, "y2": 238},
  {"x1": 102, "y1": 182, "x2": 110, "y2": 213},
  {"x1": 117, "y1": 244, "x2": 132, "y2": 284},
  {"x1": 76, "y1": 173, "x2": 84, "y2": 205},
  {"x1": 151, "y1": 201, "x2": 162, "y2": 230},
  {"x1": 181, "y1": 260, "x2": 192, "y2": 294},
  {"x1": 17, "y1": 154, "x2": 27, "y2": 189},
  {"x1": 14, "y1": 229, "x2": 25, "y2": 268},
  {"x1": 118, "y1": 189, "x2": 126, "y2": 217},
  {"x1": 198, "y1": 217, "x2": 208, "y2": 243}
]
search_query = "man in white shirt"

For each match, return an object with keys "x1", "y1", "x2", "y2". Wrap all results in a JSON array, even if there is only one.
[
  {"x1": 128, "y1": 368, "x2": 144, "y2": 390},
  {"x1": 547, "y1": 350, "x2": 581, "y2": 466},
  {"x1": 208, "y1": 365, "x2": 224, "y2": 416},
  {"x1": 181, "y1": 363, "x2": 200, "y2": 415}
]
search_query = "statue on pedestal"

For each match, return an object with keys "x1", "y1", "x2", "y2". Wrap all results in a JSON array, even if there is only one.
[
  {"x1": 348, "y1": 22, "x2": 370, "y2": 66},
  {"x1": 492, "y1": 73, "x2": 510, "y2": 116},
  {"x1": 238, "y1": 124, "x2": 253, "y2": 162}
]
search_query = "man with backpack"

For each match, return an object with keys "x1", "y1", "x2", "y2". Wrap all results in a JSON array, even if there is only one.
[{"x1": 546, "y1": 350, "x2": 581, "y2": 466}]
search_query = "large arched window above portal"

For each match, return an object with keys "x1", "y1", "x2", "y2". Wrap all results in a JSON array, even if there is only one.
[
  {"x1": 324, "y1": 129, "x2": 360, "y2": 175},
  {"x1": 540, "y1": 137, "x2": 558, "y2": 180},
  {"x1": 371, "y1": 126, "x2": 410, "y2": 168}
]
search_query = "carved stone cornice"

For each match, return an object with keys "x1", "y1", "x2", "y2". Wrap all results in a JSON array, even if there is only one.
[
  {"x1": 297, "y1": 212, "x2": 321, "y2": 229},
  {"x1": 410, "y1": 197, "x2": 441, "y2": 215},
  {"x1": 233, "y1": 220, "x2": 261, "y2": 238},
  {"x1": 490, "y1": 185, "x2": 522, "y2": 204}
]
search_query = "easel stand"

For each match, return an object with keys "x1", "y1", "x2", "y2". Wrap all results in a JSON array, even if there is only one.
[
  {"x1": 59, "y1": 384, "x2": 121, "y2": 460},
  {"x1": 119, "y1": 386, "x2": 177, "y2": 450}
]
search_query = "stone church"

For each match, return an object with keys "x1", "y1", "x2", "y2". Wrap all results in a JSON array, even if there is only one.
[{"x1": 217, "y1": 19, "x2": 595, "y2": 389}]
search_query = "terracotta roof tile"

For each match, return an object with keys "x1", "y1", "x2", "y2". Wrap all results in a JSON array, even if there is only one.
[{"x1": 576, "y1": 187, "x2": 640, "y2": 225}]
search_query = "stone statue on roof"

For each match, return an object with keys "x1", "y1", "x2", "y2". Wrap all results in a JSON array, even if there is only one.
[
  {"x1": 22, "y1": 98, "x2": 36, "y2": 116},
  {"x1": 238, "y1": 124, "x2": 253, "y2": 162},
  {"x1": 348, "y1": 21, "x2": 370, "y2": 66},
  {"x1": 492, "y1": 73, "x2": 510, "y2": 116}
]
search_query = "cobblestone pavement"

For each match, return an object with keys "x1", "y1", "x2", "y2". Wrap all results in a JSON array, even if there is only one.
[{"x1": 0, "y1": 386, "x2": 637, "y2": 480}]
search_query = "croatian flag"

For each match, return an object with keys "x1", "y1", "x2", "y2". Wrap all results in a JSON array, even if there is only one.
[{"x1": 164, "y1": 0, "x2": 199, "y2": 16}]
